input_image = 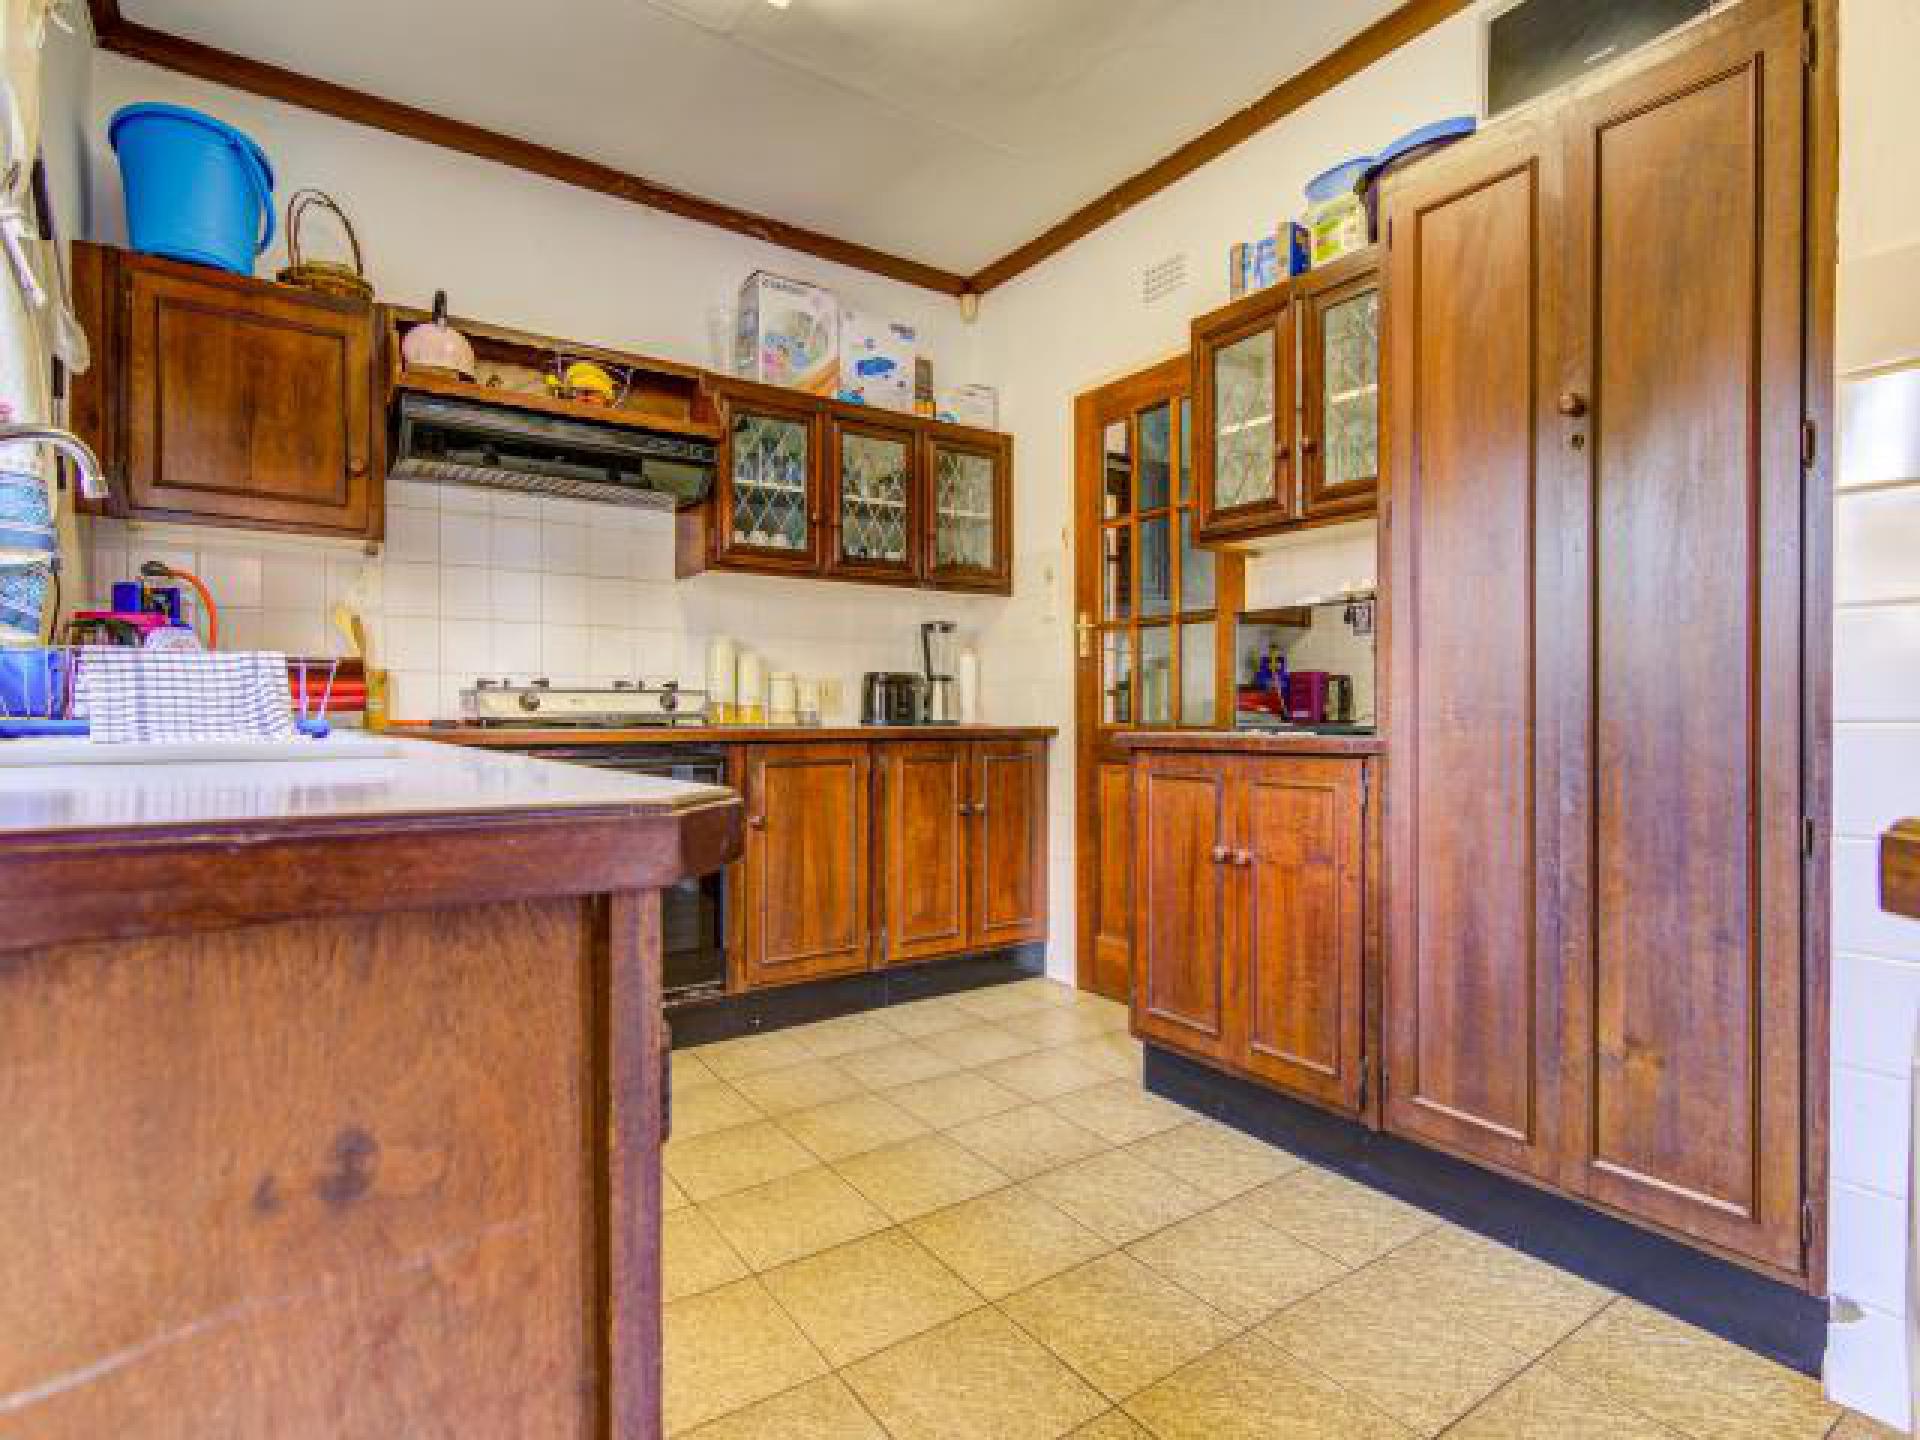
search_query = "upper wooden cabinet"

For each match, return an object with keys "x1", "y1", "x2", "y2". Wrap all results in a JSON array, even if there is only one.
[
  {"x1": 1191, "y1": 248, "x2": 1378, "y2": 541},
  {"x1": 680, "y1": 381, "x2": 1013, "y2": 595},
  {"x1": 1382, "y1": 0, "x2": 1810, "y2": 1279},
  {"x1": 72, "y1": 242, "x2": 379, "y2": 540},
  {"x1": 1132, "y1": 749, "x2": 1370, "y2": 1118}
]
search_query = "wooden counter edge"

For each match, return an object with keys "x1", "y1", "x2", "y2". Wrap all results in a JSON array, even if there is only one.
[
  {"x1": 392, "y1": 723, "x2": 1058, "y2": 747},
  {"x1": 1884, "y1": 819, "x2": 1920, "y2": 921},
  {"x1": 1115, "y1": 730, "x2": 1384, "y2": 756}
]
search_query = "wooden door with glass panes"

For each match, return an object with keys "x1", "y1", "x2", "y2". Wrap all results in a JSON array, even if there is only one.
[
  {"x1": 1074, "y1": 358, "x2": 1244, "y2": 1000},
  {"x1": 714, "y1": 382, "x2": 823, "y2": 572}
]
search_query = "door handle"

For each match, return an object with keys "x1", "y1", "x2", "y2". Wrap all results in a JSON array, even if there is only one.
[
  {"x1": 747, "y1": 814, "x2": 766, "y2": 830},
  {"x1": 1076, "y1": 613, "x2": 1096, "y2": 660}
]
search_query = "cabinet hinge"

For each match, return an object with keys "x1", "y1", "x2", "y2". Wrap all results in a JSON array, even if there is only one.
[
  {"x1": 1801, "y1": 418, "x2": 1817, "y2": 468},
  {"x1": 1385, "y1": 217, "x2": 1393, "y2": 249},
  {"x1": 1802, "y1": 26, "x2": 1816, "y2": 70},
  {"x1": 1801, "y1": 1198, "x2": 1815, "y2": 1250},
  {"x1": 1360, "y1": 766, "x2": 1372, "y2": 813},
  {"x1": 1802, "y1": 816, "x2": 1818, "y2": 858}
]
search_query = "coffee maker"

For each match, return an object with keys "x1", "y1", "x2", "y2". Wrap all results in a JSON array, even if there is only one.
[{"x1": 921, "y1": 621, "x2": 958, "y2": 724}]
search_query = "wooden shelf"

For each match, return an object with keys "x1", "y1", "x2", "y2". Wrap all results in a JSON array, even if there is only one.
[{"x1": 392, "y1": 370, "x2": 720, "y2": 440}]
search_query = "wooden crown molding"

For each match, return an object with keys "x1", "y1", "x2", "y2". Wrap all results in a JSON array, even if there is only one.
[{"x1": 83, "y1": 0, "x2": 1467, "y2": 299}]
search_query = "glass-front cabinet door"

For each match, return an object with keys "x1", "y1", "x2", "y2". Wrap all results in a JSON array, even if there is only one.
[
  {"x1": 717, "y1": 389, "x2": 821, "y2": 570},
  {"x1": 1301, "y1": 266, "x2": 1381, "y2": 519},
  {"x1": 925, "y1": 433, "x2": 1010, "y2": 590},
  {"x1": 826, "y1": 411, "x2": 918, "y2": 580},
  {"x1": 1194, "y1": 295, "x2": 1294, "y2": 539}
]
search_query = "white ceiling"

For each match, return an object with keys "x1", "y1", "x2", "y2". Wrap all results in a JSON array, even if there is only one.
[{"x1": 121, "y1": 0, "x2": 1402, "y2": 276}]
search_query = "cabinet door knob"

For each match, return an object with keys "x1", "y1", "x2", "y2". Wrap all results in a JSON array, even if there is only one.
[
  {"x1": 1236, "y1": 849, "x2": 1255, "y2": 867},
  {"x1": 1300, "y1": 437, "x2": 1319, "y2": 456},
  {"x1": 1557, "y1": 392, "x2": 1588, "y2": 418},
  {"x1": 1210, "y1": 845, "x2": 1230, "y2": 864},
  {"x1": 348, "y1": 457, "x2": 368, "y2": 477},
  {"x1": 1274, "y1": 442, "x2": 1291, "y2": 462},
  {"x1": 747, "y1": 814, "x2": 766, "y2": 830}
]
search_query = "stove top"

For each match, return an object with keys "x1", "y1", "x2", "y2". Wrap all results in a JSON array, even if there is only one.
[{"x1": 460, "y1": 677, "x2": 708, "y2": 727}]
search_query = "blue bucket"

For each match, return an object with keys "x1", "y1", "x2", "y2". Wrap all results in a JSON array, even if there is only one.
[{"x1": 109, "y1": 103, "x2": 275, "y2": 275}]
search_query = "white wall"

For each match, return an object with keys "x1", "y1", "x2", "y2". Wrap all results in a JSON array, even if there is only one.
[{"x1": 1824, "y1": 0, "x2": 1920, "y2": 1425}]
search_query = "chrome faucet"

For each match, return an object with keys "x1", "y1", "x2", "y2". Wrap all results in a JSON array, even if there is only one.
[{"x1": 0, "y1": 422, "x2": 106, "y2": 499}]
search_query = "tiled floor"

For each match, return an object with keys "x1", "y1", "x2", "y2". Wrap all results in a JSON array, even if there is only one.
[{"x1": 664, "y1": 978, "x2": 1898, "y2": 1440}]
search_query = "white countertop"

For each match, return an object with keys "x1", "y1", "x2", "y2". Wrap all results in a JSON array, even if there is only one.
[{"x1": 0, "y1": 734, "x2": 737, "y2": 838}]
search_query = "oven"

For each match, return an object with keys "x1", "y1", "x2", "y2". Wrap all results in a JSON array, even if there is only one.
[{"x1": 512, "y1": 744, "x2": 729, "y2": 1006}]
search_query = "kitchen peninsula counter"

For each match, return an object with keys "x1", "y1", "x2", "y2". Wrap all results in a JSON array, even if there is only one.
[
  {"x1": 396, "y1": 722, "x2": 1058, "y2": 747},
  {"x1": 0, "y1": 736, "x2": 740, "y2": 1437}
]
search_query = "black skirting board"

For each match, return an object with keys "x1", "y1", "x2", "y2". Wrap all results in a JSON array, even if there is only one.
[{"x1": 1143, "y1": 1044, "x2": 1827, "y2": 1377}]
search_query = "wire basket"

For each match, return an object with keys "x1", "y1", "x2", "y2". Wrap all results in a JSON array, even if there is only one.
[{"x1": 0, "y1": 646, "x2": 338, "y2": 739}]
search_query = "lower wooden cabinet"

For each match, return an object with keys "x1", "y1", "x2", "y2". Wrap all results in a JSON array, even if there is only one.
[
  {"x1": 736, "y1": 743, "x2": 871, "y2": 988},
  {"x1": 1132, "y1": 749, "x2": 1370, "y2": 1117},
  {"x1": 729, "y1": 735, "x2": 1050, "y2": 989},
  {"x1": 878, "y1": 738, "x2": 1048, "y2": 966}
]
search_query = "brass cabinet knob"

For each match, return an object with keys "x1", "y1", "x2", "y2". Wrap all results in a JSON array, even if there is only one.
[
  {"x1": 1557, "y1": 392, "x2": 1588, "y2": 418},
  {"x1": 1211, "y1": 845, "x2": 1231, "y2": 864}
]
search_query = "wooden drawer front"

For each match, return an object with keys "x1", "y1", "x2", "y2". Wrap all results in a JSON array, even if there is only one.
[
  {"x1": 970, "y1": 740, "x2": 1047, "y2": 948},
  {"x1": 1132, "y1": 755, "x2": 1233, "y2": 1060},
  {"x1": 880, "y1": 742, "x2": 969, "y2": 964},
  {"x1": 739, "y1": 745, "x2": 869, "y2": 987}
]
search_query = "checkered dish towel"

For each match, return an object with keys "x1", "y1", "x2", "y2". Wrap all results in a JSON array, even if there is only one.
[{"x1": 77, "y1": 649, "x2": 297, "y2": 743}]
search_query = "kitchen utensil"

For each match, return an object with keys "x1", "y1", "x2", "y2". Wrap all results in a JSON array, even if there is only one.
[
  {"x1": 863, "y1": 672, "x2": 923, "y2": 726},
  {"x1": 921, "y1": 620, "x2": 958, "y2": 724},
  {"x1": 276, "y1": 189, "x2": 374, "y2": 301},
  {"x1": 957, "y1": 648, "x2": 980, "y2": 724},
  {"x1": 769, "y1": 671, "x2": 797, "y2": 726},
  {"x1": 1328, "y1": 674, "x2": 1355, "y2": 724},
  {"x1": 705, "y1": 636, "x2": 738, "y2": 724},
  {"x1": 401, "y1": 290, "x2": 476, "y2": 379}
]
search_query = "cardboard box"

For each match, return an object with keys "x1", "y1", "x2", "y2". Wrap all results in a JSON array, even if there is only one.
[
  {"x1": 735, "y1": 272, "x2": 839, "y2": 395},
  {"x1": 837, "y1": 309, "x2": 918, "y2": 412},
  {"x1": 937, "y1": 384, "x2": 998, "y2": 430}
]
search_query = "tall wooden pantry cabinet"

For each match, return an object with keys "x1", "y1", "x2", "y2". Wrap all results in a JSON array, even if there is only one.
[{"x1": 1382, "y1": 0, "x2": 1815, "y2": 1279}]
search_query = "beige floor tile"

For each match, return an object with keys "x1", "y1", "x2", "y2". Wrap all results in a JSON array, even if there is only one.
[
  {"x1": 664, "y1": 1206, "x2": 750, "y2": 1301},
  {"x1": 1829, "y1": 1415, "x2": 1907, "y2": 1440},
  {"x1": 879, "y1": 996, "x2": 981, "y2": 1039},
  {"x1": 1046, "y1": 1080, "x2": 1194, "y2": 1145},
  {"x1": 834, "y1": 1132, "x2": 1011, "y2": 1221},
  {"x1": 1057, "y1": 1033, "x2": 1145, "y2": 1081},
  {"x1": 837, "y1": 1039, "x2": 966, "y2": 1090},
  {"x1": 1360, "y1": 1226, "x2": 1611, "y2": 1356},
  {"x1": 696, "y1": 1029, "x2": 818, "y2": 1080},
  {"x1": 907, "y1": 1186, "x2": 1111, "y2": 1299},
  {"x1": 947, "y1": 983, "x2": 1057, "y2": 1022},
  {"x1": 1225, "y1": 1166, "x2": 1439, "y2": 1267},
  {"x1": 663, "y1": 1169, "x2": 690, "y2": 1211},
  {"x1": 980, "y1": 1049, "x2": 1111, "y2": 1101},
  {"x1": 1126, "y1": 1203, "x2": 1348, "y2": 1324},
  {"x1": 763, "y1": 1228, "x2": 983, "y2": 1367},
  {"x1": 1447, "y1": 1365, "x2": 1680, "y2": 1439},
  {"x1": 1025, "y1": 1148, "x2": 1214, "y2": 1245},
  {"x1": 778, "y1": 1092, "x2": 929, "y2": 1162},
  {"x1": 1003, "y1": 1004, "x2": 1131, "y2": 1046},
  {"x1": 672, "y1": 1081, "x2": 765, "y2": 1140},
  {"x1": 925, "y1": 1021, "x2": 1043, "y2": 1067},
  {"x1": 1260, "y1": 1270, "x2": 1531, "y2": 1436},
  {"x1": 663, "y1": 1277, "x2": 829, "y2": 1435},
  {"x1": 730, "y1": 1059, "x2": 865, "y2": 1116},
  {"x1": 787, "y1": 1012, "x2": 906, "y2": 1060},
  {"x1": 666, "y1": 1121, "x2": 820, "y2": 1202},
  {"x1": 701, "y1": 1165, "x2": 889, "y2": 1272},
  {"x1": 1010, "y1": 978, "x2": 1084, "y2": 1008},
  {"x1": 885, "y1": 1069, "x2": 1026, "y2": 1127},
  {"x1": 1121, "y1": 1332, "x2": 1412, "y2": 1440},
  {"x1": 680, "y1": 1375, "x2": 886, "y2": 1439},
  {"x1": 1001, "y1": 1252, "x2": 1242, "y2": 1402},
  {"x1": 844, "y1": 1307, "x2": 1108, "y2": 1440},
  {"x1": 1545, "y1": 1300, "x2": 1841, "y2": 1440},
  {"x1": 1123, "y1": 1120, "x2": 1305, "y2": 1200},
  {"x1": 946, "y1": 1103, "x2": 1111, "y2": 1180},
  {"x1": 672, "y1": 1047, "x2": 722, "y2": 1092},
  {"x1": 1071, "y1": 1413, "x2": 1154, "y2": 1439}
]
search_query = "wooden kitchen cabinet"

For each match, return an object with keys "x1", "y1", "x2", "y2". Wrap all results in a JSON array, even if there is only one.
[
  {"x1": 877, "y1": 737, "x2": 1047, "y2": 965},
  {"x1": 1191, "y1": 247, "x2": 1378, "y2": 541},
  {"x1": 736, "y1": 743, "x2": 870, "y2": 987},
  {"x1": 1382, "y1": 0, "x2": 1811, "y2": 1278},
  {"x1": 924, "y1": 430, "x2": 1013, "y2": 592},
  {"x1": 826, "y1": 407, "x2": 920, "y2": 582},
  {"x1": 72, "y1": 242, "x2": 379, "y2": 539},
  {"x1": 1132, "y1": 748, "x2": 1369, "y2": 1116},
  {"x1": 709, "y1": 379, "x2": 826, "y2": 573}
]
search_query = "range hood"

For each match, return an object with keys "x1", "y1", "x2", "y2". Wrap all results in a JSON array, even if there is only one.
[{"x1": 391, "y1": 391, "x2": 716, "y2": 511}]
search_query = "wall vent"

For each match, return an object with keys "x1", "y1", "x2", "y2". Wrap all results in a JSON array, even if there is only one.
[{"x1": 1141, "y1": 253, "x2": 1188, "y2": 306}]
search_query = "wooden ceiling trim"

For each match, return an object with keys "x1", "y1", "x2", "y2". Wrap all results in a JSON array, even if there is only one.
[
  {"x1": 86, "y1": 10, "x2": 970, "y2": 297},
  {"x1": 963, "y1": 0, "x2": 1475, "y2": 294}
]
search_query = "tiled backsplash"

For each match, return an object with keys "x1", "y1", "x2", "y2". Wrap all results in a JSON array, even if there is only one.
[{"x1": 81, "y1": 476, "x2": 1011, "y2": 724}]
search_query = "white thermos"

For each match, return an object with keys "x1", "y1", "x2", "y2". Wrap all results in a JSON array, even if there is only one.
[
  {"x1": 958, "y1": 648, "x2": 981, "y2": 723},
  {"x1": 736, "y1": 650, "x2": 766, "y2": 724}
]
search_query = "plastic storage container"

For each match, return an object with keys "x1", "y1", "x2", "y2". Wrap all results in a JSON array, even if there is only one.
[
  {"x1": 109, "y1": 103, "x2": 275, "y2": 275},
  {"x1": 1304, "y1": 155, "x2": 1373, "y2": 268}
]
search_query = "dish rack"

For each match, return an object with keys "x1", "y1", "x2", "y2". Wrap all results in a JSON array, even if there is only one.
[{"x1": 0, "y1": 646, "x2": 339, "y2": 740}]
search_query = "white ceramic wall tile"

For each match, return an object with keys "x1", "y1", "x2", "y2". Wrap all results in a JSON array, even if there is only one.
[
  {"x1": 439, "y1": 485, "x2": 491, "y2": 516},
  {"x1": 587, "y1": 626, "x2": 634, "y2": 679},
  {"x1": 382, "y1": 561, "x2": 440, "y2": 618},
  {"x1": 1834, "y1": 604, "x2": 1920, "y2": 721},
  {"x1": 1834, "y1": 950, "x2": 1920, "y2": 1077},
  {"x1": 488, "y1": 490, "x2": 543, "y2": 521},
  {"x1": 384, "y1": 478, "x2": 441, "y2": 511},
  {"x1": 383, "y1": 506, "x2": 439, "y2": 562},
  {"x1": 194, "y1": 551, "x2": 263, "y2": 610},
  {"x1": 490, "y1": 517, "x2": 543, "y2": 570},
  {"x1": 383, "y1": 616, "x2": 441, "y2": 671},
  {"x1": 1824, "y1": 1302, "x2": 1909, "y2": 1431},
  {"x1": 631, "y1": 526, "x2": 679, "y2": 582},
  {"x1": 541, "y1": 624, "x2": 588, "y2": 678},
  {"x1": 262, "y1": 555, "x2": 326, "y2": 612},
  {"x1": 1834, "y1": 838, "x2": 1920, "y2": 963},
  {"x1": 541, "y1": 522, "x2": 589, "y2": 575},
  {"x1": 1830, "y1": 1179, "x2": 1907, "y2": 1315},
  {"x1": 1838, "y1": 365, "x2": 1920, "y2": 489},
  {"x1": 439, "y1": 511, "x2": 492, "y2": 567},
  {"x1": 490, "y1": 621, "x2": 541, "y2": 675},
  {"x1": 588, "y1": 524, "x2": 634, "y2": 579},
  {"x1": 490, "y1": 567, "x2": 541, "y2": 621},
  {"x1": 259, "y1": 609, "x2": 325, "y2": 655},
  {"x1": 1836, "y1": 483, "x2": 1920, "y2": 605},
  {"x1": 1833, "y1": 724, "x2": 1920, "y2": 838},
  {"x1": 586, "y1": 576, "x2": 635, "y2": 623},
  {"x1": 1831, "y1": 1063, "x2": 1910, "y2": 1198},
  {"x1": 219, "y1": 607, "x2": 261, "y2": 651},
  {"x1": 389, "y1": 670, "x2": 438, "y2": 721},
  {"x1": 439, "y1": 565, "x2": 491, "y2": 620},
  {"x1": 440, "y1": 618, "x2": 492, "y2": 674}
]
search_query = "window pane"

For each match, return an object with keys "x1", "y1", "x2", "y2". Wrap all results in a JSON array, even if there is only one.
[
  {"x1": 1180, "y1": 620, "x2": 1216, "y2": 726},
  {"x1": 1322, "y1": 288, "x2": 1380, "y2": 490},
  {"x1": 1138, "y1": 625, "x2": 1172, "y2": 726},
  {"x1": 1139, "y1": 402, "x2": 1171, "y2": 511},
  {"x1": 1213, "y1": 327, "x2": 1277, "y2": 509},
  {"x1": 1103, "y1": 419, "x2": 1131, "y2": 518},
  {"x1": 838, "y1": 430, "x2": 910, "y2": 564},
  {"x1": 933, "y1": 447, "x2": 995, "y2": 571},
  {"x1": 1178, "y1": 397, "x2": 1192, "y2": 501},
  {"x1": 1178, "y1": 510, "x2": 1215, "y2": 611},
  {"x1": 1139, "y1": 514, "x2": 1171, "y2": 618},
  {"x1": 730, "y1": 410, "x2": 811, "y2": 551},
  {"x1": 1103, "y1": 525, "x2": 1132, "y2": 621},
  {"x1": 1102, "y1": 629, "x2": 1133, "y2": 725}
]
